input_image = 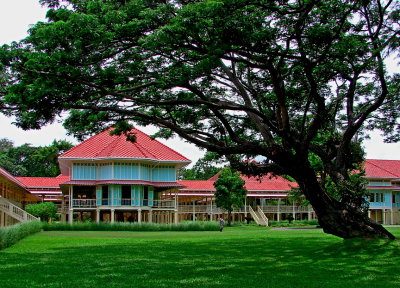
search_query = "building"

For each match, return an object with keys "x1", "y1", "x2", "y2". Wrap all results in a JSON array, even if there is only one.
[
  {"x1": 177, "y1": 174, "x2": 310, "y2": 224},
  {"x1": 9, "y1": 127, "x2": 400, "y2": 225},
  {"x1": 56, "y1": 127, "x2": 190, "y2": 223},
  {"x1": 365, "y1": 159, "x2": 400, "y2": 224},
  {"x1": 0, "y1": 167, "x2": 40, "y2": 227}
]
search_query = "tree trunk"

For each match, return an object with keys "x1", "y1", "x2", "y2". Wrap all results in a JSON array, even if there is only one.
[
  {"x1": 227, "y1": 210, "x2": 232, "y2": 226},
  {"x1": 295, "y1": 166, "x2": 396, "y2": 240}
]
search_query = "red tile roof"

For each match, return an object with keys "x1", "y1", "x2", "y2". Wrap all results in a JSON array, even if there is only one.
[
  {"x1": 178, "y1": 180, "x2": 216, "y2": 191},
  {"x1": 17, "y1": 175, "x2": 70, "y2": 188},
  {"x1": 178, "y1": 174, "x2": 296, "y2": 192},
  {"x1": 364, "y1": 159, "x2": 400, "y2": 178},
  {"x1": 59, "y1": 128, "x2": 190, "y2": 163}
]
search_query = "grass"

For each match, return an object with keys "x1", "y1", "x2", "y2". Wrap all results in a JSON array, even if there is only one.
[{"x1": 0, "y1": 226, "x2": 399, "y2": 288}]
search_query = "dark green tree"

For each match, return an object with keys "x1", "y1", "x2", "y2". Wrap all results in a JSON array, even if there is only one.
[
  {"x1": 214, "y1": 167, "x2": 247, "y2": 226},
  {"x1": 180, "y1": 152, "x2": 223, "y2": 180},
  {"x1": 0, "y1": 0, "x2": 399, "y2": 239},
  {"x1": 25, "y1": 202, "x2": 58, "y2": 222},
  {"x1": 0, "y1": 139, "x2": 73, "y2": 177}
]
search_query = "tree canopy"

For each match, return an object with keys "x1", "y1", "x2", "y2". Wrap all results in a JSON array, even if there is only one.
[
  {"x1": 0, "y1": 138, "x2": 73, "y2": 177},
  {"x1": 214, "y1": 167, "x2": 247, "y2": 226},
  {"x1": 180, "y1": 152, "x2": 223, "y2": 180},
  {"x1": 25, "y1": 202, "x2": 58, "y2": 222},
  {"x1": 0, "y1": 0, "x2": 399, "y2": 239}
]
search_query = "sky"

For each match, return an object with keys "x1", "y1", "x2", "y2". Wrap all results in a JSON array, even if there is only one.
[{"x1": 0, "y1": 0, "x2": 399, "y2": 162}]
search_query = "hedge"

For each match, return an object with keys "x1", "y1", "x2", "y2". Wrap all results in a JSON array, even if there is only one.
[{"x1": 0, "y1": 221, "x2": 42, "y2": 250}]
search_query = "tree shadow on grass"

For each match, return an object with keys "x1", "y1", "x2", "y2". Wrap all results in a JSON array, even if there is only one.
[{"x1": 0, "y1": 231, "x2": 399, "y2": 288}]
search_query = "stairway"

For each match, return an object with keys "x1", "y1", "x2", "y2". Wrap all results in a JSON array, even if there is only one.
[
  {"x1": 0, "y1": 196, "x2": 39, "y2": 224},
  {"x1": 249, "y1": 206, "x2": 269, "y2": 226}
]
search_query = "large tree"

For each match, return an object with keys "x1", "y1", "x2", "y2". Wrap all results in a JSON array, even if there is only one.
[{"x1": 1, "y1": 0, "x2": 399, "y2": 239}]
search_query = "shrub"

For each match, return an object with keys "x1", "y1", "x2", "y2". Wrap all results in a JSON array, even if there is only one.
[
  {"x1": 268, "y1": 220, "x2": 319, "y2": 227},
  {"x1": 0, "y1": 221, "x2": 42, "y2": 250},
  {"x1": 25, "y1": 202, "x2": 58, "y2": 222},
  {"x1": 42, "y1": 221, "x2": 220, "y2": 232}
]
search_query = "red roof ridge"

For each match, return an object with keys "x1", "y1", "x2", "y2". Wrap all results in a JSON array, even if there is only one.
[
  {"x1": 129, "y1": 130, "x2": 158, "y2": 159},
  {"x1": 97, "y1": 133, "x2": 122, "y2": 158},
  {"x1": 134, "y1": 129, "x2": 190, "y2": 162},
  {"x1": 365, "y1": 159, "x2": 400, "y2": 178}
]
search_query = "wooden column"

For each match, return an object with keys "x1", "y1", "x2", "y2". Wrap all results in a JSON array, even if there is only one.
[
  {"x1": 149, "y1": 210, "x2": 153, "y2": 223},
  {"x1": 111, "y1": 209, "x2": 115, "y2": 223},
  {"x1": 138, "y1": 209, "x2": 142, "y2": 223},
  {"x1": 391, "y1": 208, "x2": 394, "y2": 225},
  {"x1": 68, "y1": 209, "x2": 74, "y2": 224},
  {"x1": 192, "y1": 200, "x2": 196, "y2": 221},
  {"x1": 383, "y1": 209, "x2": 386, "y2": 224},
  {"x1": 96, "y1": 209, "x2": 100, "y2": 223},
  {"x1": 292, "y1": 202, "x2": 296, "y2": 221},
  {"x1": 277, "y1": 199, "x2": 281, "y2": 222}
]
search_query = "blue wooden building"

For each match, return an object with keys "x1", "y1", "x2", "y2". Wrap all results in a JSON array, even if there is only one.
[{"x1": 57, "y1": 128, "x2": 191, "y2": 223}]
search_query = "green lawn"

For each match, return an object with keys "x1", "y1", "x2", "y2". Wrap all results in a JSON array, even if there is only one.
[{"x1": 0, "y1": 226, "x2": 399, "y2": 288}]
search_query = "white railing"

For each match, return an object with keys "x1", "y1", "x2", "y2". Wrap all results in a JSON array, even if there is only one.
[
  {"x1": 249, "y1": 206, "x2": 262, "y2": 225},
  {"x1": 257, "y1": 206, "x2": 269, "y2": 226},
  {"x1": 151, "y1": 200, "x2": 175, "y2": 208},
  {"x1": 71, "y1": 198, "x2": 176, "y2": 209},
  {"x1": 177, "y1": 205, "x2": 240, "y2": 213},
  {"x1": 259, "y1": 205, "x2": 313, "y2": 213},
  {"x1": 72, "y1": 199, "x2": 97, "y2": 208},
  {"x1": 0, "y1": 196, "x2": 39, "y2": 223}
]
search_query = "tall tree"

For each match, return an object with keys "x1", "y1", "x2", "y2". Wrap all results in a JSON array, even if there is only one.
[
  {"x1": 1, "y1": 0, "x2": 399, "y2": 239},
  {"x1": 0, "y1": 139, "x2": 73, "y2": 177},
  {"x1": 214, "y1": 167, "x2": 247, "y2": 226}
]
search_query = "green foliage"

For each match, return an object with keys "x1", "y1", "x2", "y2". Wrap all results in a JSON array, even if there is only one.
[
  {"x1": 214, "y1": 167, "x2": 247, "y2": 225},
  {"x1": 0, "y1": 139, "x2": 73, "y2": 177},
  {"x1": 180, "y1": 152, "x2": 224, "y2": 180},
  {"x1": 25, "y1": 202, "x2": 58, "y2": 222},
  {"x1": 268, "y1": 220, "x2": 319, "y2": 227},
  {"x1": 42, "y1": 221, "x2": 219, "y2": 231},
  {"x1": 0, "y1": 221, "x2": 42, "y2": 250}
]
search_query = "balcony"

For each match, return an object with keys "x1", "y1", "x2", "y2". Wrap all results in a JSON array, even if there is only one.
[
  {"x1": 71, "y1": 198, "x2": 175, "y2": 209},
  {"x1": 177, "y1": 205, "x2": 313, "y2": 214}
]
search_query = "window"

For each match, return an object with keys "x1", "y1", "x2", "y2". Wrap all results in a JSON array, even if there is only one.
[
  {"x1": 370, "y1": 192, "x2": 384, "y2": 203},
  {"x1": 102, "y1": 186, "x2": 109, "y2": 205},
  {"x1": 121, "y1": 186, "x2": 131, "y2": 205}
]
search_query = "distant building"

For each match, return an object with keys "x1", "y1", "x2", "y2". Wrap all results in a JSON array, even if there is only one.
[
  {"x1": 364, "y1": 159, "x2": 400, "y2": 224},
  {"x1": 10, "y1": 128, "x2": 400, "y2": 225},
  {"x1": 0, "y1": 167, "x2": 39, "y2": 227}
]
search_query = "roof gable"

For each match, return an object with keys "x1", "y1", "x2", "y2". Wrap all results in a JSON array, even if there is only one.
[{"x1": 59, "y1": 128, "x2": 190, "y2": 162}]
